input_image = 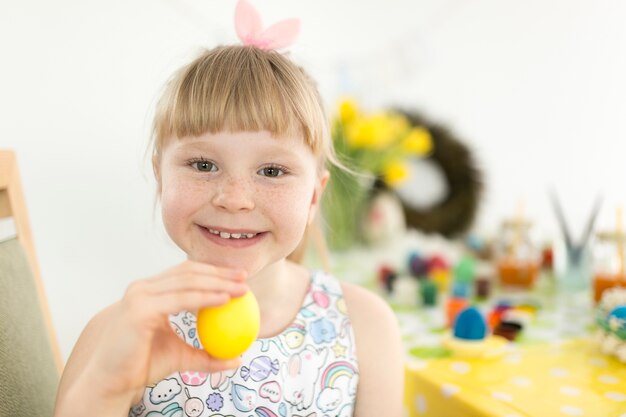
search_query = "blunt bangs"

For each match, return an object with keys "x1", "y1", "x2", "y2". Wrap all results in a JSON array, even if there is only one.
[{"x1": 152, "y1": 46, "x2": 328, "y2": 160}]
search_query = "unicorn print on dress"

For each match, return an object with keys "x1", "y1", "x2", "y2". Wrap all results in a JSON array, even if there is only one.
[
  {"x1": 135, "y1": 271, "x2": 359, "y2": 417},
  {"x1": 241, "y1": 355, "x2": 280, "y2": 382},
  {"x1": 281, "y1": 345, "x2": 328, "y2": 411}
]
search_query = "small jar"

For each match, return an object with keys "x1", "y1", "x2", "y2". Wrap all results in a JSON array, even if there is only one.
[
  {"x1": 494, "y1": 219, "x2": 541, "y2": 288},
  {"x1": 592, "y1": 231, "x2": 626, "y2": 303}
]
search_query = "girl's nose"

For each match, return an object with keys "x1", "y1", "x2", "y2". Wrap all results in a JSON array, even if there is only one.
[{"x1": 211, "y1": 177, "x2": 255, "y2": 212}]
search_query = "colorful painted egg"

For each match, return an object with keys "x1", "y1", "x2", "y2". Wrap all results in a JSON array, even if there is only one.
[{"x1": 453, "y1": 306, "x2": 487, "y2": 340}]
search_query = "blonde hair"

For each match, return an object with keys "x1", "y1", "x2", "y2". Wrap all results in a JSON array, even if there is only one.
[
  {"x1": 149, "y1": 45, "x2": 342, "y2": 269},
  {"x1": 150, "y1": 45, "x2": 337, "y2": 170}
]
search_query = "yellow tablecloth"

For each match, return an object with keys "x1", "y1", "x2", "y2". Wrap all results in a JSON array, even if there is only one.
[
  {"x1": 404, "y1": 339, "x2": 626, "y2": 417},
  {"x1": 315, "y1": 232, "x2": 626, "y2": 416}
]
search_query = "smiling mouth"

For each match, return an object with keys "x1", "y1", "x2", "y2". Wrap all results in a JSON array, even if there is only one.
[{"x1": 206, "y1": 228, "x2": 259, "y2": 240}]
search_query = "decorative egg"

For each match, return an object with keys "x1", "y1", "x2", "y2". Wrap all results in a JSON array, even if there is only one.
[
  {"x1": 427, "y1": 255, "x2": 449, "y2": 272},
  {"x1": 197, "y1": 291, "x2": 260, "y2": 359},
  {"x1": 608, "y1": 306, "x2": 626, "y2": 333},
  {"x1": 453, "y1": 306, "x2": 487, "y2": 341},
  {"x1": 454, "y1": 256, "x2": 476, "y2": 283},
  {"x1": 408, "y1": 252, "x2": 429, "y2": 278}
]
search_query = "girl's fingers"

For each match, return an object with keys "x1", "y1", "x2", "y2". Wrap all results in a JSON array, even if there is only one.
[
  {"x1": 176, "y1": 342, "x2": 242, "y2": 374},
  {"x1": 157, "y1": 261, "x2": 247, "y2": 283},
  {"x1": 147, "y1": 273, "x2": 248, "y2": 296},
  {"x1": 121, "y1": 287, "x2": 244, "y2": 330},
  {"x1": 149, "y1": 289, "x2": 244, "y2": 317}
]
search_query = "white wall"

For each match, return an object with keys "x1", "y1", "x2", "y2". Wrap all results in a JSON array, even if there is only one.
[{"x1": 1, "y1": 0, "x2": 625, "y2": 360}]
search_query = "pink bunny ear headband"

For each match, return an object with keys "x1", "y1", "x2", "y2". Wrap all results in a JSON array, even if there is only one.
[{"x1": 234, "y1": 0, "x2": 301, "y2": 50}]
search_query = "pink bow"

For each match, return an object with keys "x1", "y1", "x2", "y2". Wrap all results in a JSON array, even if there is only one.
[{"x1": 234, "y1": 0, "x2": 300, "y2": 50}]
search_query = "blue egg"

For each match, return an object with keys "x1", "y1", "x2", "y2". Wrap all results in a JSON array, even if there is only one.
[
  {"x1": 608, "y1": 306, "x2": 626, "y2": 324},
  {"x1": 453, "y1": 306, "x2": 487, "y2": 340}
]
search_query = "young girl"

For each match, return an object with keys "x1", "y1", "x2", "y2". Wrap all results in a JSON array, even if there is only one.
[{"x1": 54, "y1": 44, "x2": 404, "y2": 417}]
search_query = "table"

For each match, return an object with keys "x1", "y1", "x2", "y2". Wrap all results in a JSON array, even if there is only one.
[
  {"x1": 313, "y1": 232, "x2": 626, "y2": 417},
  {"x1": 404, "y1": 339, "x2": 626, "y2": 417}
]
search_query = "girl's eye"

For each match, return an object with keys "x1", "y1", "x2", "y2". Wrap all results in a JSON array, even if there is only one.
[
  {"x1": 190, "y1": 160, "x2": 217, "y2": 172},
  {"x1": 258, "y1": 166, "x2": 285, "y2": 177}
]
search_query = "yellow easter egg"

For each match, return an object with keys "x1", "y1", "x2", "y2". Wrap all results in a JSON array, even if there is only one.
[{"x1": 197, "y1": 291, "x2": 260, "y2": 359}]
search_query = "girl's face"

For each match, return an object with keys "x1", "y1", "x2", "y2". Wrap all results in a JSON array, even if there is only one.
[{"x1": 157, "y1": 130, "x2": 328, "y2": 275}]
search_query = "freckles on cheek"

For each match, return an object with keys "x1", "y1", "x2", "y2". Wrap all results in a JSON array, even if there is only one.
[
  {"x1": 161, "y1": 177, "x2": 202, "y2": 217},
  {"x1": 262, "y1": 185, "x2": 313, "y2": 222}
]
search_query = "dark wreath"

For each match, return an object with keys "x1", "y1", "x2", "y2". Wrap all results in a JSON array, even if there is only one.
[{"x1": 379, "y1": 110, "x2": 484, "y2": 238}]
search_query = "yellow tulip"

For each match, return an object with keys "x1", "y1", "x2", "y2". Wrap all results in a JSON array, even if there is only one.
[
  {"x1": 346, "y1": 113, "x2": 407, "y2": 149},
  {"x1": 338, "y1": 98, "x2": 359, "y2": 125},
  {"x1": 403, "y1": 127, "x2": 433, "y2": 155},
  {"x1": 383, "y1": 160, "x2": 409, "y2": 187}
]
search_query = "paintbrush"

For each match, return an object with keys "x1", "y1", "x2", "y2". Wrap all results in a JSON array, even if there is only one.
[{"x1": 549, "y1": 190, "x2": 602, "y2": 266}]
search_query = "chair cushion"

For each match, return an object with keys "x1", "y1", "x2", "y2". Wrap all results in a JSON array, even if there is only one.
[{"x1": 0, "y1": 238, "x2": 59, "y2": 416}]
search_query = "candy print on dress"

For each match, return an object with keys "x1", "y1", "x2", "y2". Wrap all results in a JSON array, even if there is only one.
[
  {"x1": 241, "y1": 355, "x2": 280, "y2": 382},
  {"x1": 259, "y1": 380, "x2": 282, "y2": 403},
  {"x1": 300, "y1": 292, "x2": 331, "y2": 318}
]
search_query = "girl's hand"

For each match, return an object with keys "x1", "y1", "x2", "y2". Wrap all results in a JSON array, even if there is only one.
[{"x1": 66, "y1": 261, "x2": 248, "y2": 411}]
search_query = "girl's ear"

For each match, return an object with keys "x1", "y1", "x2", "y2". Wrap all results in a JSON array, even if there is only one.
[{"x1": 307, "y1": 170, "x2": 330, "y2": 225}]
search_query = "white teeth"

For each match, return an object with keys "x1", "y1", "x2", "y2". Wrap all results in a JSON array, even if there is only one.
[{"x1": 208, "y1": 228, "x2": 257, "y2": 239}]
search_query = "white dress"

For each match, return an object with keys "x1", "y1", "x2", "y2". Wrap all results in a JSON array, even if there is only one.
[{"x1": 130, "y1": 271, "x2": 360, "y2": 417}]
